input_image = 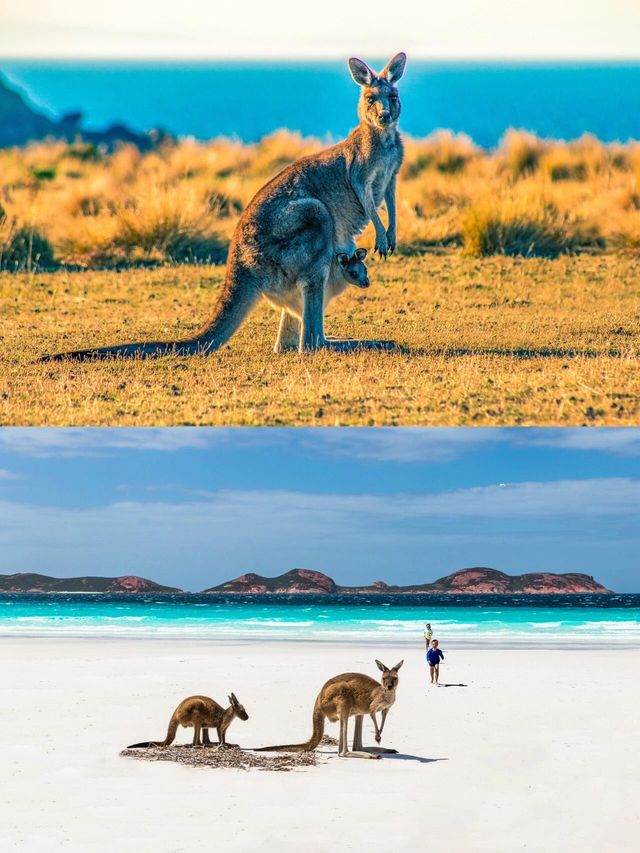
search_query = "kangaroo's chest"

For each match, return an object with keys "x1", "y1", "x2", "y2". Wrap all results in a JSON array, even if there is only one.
[{"x1": 366, "y1": 145, "x2": 402, "y2": 205}]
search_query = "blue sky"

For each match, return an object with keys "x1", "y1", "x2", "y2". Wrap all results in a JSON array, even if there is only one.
[{"x1": 0, "y1": 428, "x2": 639, "y2": 592}]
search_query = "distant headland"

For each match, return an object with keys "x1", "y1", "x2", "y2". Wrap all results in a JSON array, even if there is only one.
[
  {"x1": 0, "y1": 568, "x2": 611, "y2": 595},
  {"x1": 0, "y1": 72, "x2": 169, "y2": 150}
]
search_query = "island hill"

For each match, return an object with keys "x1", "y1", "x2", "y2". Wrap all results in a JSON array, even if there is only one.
[
  {"x1": 0, "y1": 567, "x2": 610, "y2": 594},
  {"x1": 205, "y1": 568, "x2": 611, "y2": 595},
  {"x1": 0, "y1": 573, "x2": 181, "y2": 594}
]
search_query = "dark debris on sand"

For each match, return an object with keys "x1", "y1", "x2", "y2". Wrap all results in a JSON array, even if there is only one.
[{"x1": 120, "y1": 745, "x2": 320, "y2": 772}]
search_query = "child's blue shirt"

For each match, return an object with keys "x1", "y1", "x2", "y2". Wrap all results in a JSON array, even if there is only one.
[{"x1": 426, "y1": 648, "x2": 444, "y2": 665}]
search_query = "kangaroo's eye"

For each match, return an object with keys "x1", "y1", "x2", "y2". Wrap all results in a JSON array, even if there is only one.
[{"x1": 367, "y1": 96, "x2": 376, "y2": 104}]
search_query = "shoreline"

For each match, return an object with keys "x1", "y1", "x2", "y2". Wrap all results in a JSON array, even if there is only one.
[{"x1": 2, "y1": 632, "x2": 640, "y2": 650}]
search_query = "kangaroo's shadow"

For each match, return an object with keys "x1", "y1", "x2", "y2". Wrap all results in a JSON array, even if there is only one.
[
  {"x1": 381, "y1": 754, "x2": 448, "y2": 764},
  {"x1": 440, "y1": 683, "x2": 468, "y2": 688},
  {"x1": 430, "y1": 347, "x2": 625, "y2": 359}
]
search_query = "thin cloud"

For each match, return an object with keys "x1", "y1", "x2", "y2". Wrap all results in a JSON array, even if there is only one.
[
  {"x1": 0, "y1": 469, "x2": 19, "y2": 481},
  {"x1": 0, "y1": 428, "x2": 232, "y2": 457},
  {"x1": 523, "y1": 428, "x2": 640, "y2": 457}
]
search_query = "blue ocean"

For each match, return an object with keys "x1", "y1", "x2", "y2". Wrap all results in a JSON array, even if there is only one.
[
  {"x1": 2, "y1": 593, "x2": 639, "y2": 647},
  {"x1": 2, "y1": 60, "x2": 640, "y2": 147}
]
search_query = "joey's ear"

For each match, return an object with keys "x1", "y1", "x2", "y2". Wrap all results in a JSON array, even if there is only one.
[
  {"x1": 336, "y1": 252, "x2": 349, "y2": 268},
  {"x1": 348, "y1": 57, "x2": 375, "y2": 87},
  {"x1": 375, "y1": 659, "x2": 387, "y2": 672},
  {"x1": 380, "y1": 52, "x2": 407, "y2": 84},
  {"x1": 355, "y1": 248, "x2": 367, "y2": 261},
  {"x1": 393, "y1": 660, "x2": 404, "y2": 671}
]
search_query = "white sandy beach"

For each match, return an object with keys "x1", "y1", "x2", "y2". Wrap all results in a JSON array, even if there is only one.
[{"x1": 1, "y1": 639, "x2": 638, "y2": 853}]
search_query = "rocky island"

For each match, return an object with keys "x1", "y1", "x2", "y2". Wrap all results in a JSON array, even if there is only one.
[
  {"x1": 0, "y1": 573, "x2": 182, "y2": 593},
  {"x1": 204, "y1": 567, "x2": 611, "y2": 595}
]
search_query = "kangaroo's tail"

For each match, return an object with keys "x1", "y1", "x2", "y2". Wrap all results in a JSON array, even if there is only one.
[
  {"x1": 41, "y1": 258, "x2": 260, "y2": 361},
  {"x1": 254, "y1": 700, "x2": 324, "y2": 753},
  {"x1": 127, "y1": 713, "x2": 179, "y2": 749}
]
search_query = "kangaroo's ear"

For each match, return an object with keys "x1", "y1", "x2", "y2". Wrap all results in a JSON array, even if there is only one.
[
  {"x1": 230, "y1": 692, "x2": 238, "y2": 704},
  {"x1": 336, "y1": 252, "x2": 349, "y2": 268},
  {"x1": 349, "y1": 57, "x2": 375, "y2": 87},
  {"x1": 393, "y1": 660, "x2": 404, "y2": 671},
  {"x1": 375, "y1": 659, "x2": 387, "y2": 672},
  {"x1": 228, "y1": 694, "x2": 233, "y2": 705},
  {"x1": 355, "y1": 248, "x2": 367, "y2": 261},
  {"x1": 380, "y1": 52, "x2": 407, "y2": 84}
]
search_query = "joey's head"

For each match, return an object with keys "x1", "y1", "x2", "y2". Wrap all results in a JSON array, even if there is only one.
[
  {"x1": 229, "y1": 692, "x2": 249, "y2": 721},
  {"x1": 375, "y1": 658, "x2": 404, "y2": 692},
  {"x1": 348, "y1": 52, "x2": 406, "y2": 131},
  {"x1": 336, "y1": 247, "x2": 369, "y2": 288}
]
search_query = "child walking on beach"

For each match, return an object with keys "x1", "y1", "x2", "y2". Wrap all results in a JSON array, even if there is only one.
[{"x1": 426, "y1": 639, "x2": 444, "y2": 684}]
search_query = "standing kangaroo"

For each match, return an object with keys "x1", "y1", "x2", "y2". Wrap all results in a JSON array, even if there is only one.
[
  {"x1": 44, "y1": 52, "x2": 406, "y2": 360},
  {"x1": 256, "y1": 659, "x2": 403, "y2": 759},
  {"x1": 127, "y1": 692, "x2": 249, "y2": 748}
]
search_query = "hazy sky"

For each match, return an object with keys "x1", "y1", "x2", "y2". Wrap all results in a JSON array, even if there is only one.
[
  {"x1": 1, "y1": 1, "x2": 639, "y2": 59},
  {"x1": 0, "y1": 428, "x2": 638, "y2": 592}
]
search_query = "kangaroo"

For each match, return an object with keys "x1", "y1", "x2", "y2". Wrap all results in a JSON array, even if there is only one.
[
  {"x1": 256, "y1": 659, "x2": 403, "y2": 759},
  {"x1": 337, "y1": 248, "x2": 370, "y2": 289},
  {"x1": 127, "y1": 692, "x2": 249, "y2": 749},
  {"x1": 43, "y1": 52, "x2": 406, "y2": 361}
]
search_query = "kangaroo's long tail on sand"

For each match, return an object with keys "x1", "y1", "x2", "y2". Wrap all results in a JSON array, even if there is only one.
[
  {"x1": 254, "y1": 701, "x2": 324, "y2": 752},
  {"x1": 41, "y1": 258, "x2": 260, "y2": 362},
  {"x1": 127, "y1": 715, "x2": 179, "y2": 749}
]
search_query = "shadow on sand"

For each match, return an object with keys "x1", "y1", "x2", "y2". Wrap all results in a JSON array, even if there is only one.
[{"x1": 381, "y1": 754, "x2": 448, "y2": 764}]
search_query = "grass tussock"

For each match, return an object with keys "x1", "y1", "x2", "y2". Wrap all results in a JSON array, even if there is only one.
[
  {"x1": 1, "y1": 129, "x2": 640, "y2": 268},
  {"x1": 462, "y1": 201, "x2": 573, "y2": 258}
]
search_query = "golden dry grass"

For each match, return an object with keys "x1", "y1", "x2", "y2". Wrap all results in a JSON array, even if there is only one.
[
  {"x1": 2, "y1": 254, "x2": 639, "y2": 426},
  {"x1": 2, "y1": 130, "x2": 640, "y2": 269}
]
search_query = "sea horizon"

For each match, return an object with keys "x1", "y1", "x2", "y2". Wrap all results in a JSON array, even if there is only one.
[{"x1": 3, "y1": 59, "x2": 640, "y2": 147}]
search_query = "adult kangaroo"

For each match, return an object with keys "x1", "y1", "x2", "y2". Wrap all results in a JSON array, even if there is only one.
[
  {"x1": 44, "y1": 52, "x2": 406, "y2": 360},
  {"x1": 256, "y1": 659, "x2": 403, "y2": 759}
]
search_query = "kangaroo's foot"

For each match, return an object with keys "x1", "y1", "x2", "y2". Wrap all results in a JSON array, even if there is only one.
[{"x1": 340, "y1": 750, "x2": 381, "y2": 760}]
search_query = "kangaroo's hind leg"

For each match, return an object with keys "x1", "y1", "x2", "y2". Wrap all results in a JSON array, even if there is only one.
[
  {"x1": 202, "y1": 728, "x2": 212, "y2": 746},
  {"x1": 299, "y1": 265, "x2": 331, "y2": 352},
  {"x1": 274, "y1": 310, "x2": 300, "y2": 353},
  {"x1": 340, "y1": 714, "x2": 379, "y2": 759},
  {"x1": 192, "y1": 722, "x2": 202, "y2": 747}
]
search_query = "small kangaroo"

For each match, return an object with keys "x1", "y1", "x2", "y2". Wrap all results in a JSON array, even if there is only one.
[
  {"x1": 337, "y1": 248, "x2": 370, "y2": 289},
  {"x1": 44, "y1": 52, "x2": 406, "y2": 360},
  {"x1": 127, "y1": 692, "x2": 249, "y2": 749},
  {"x1": 256, "y1": 659, "x2": 403, "y2": 759}
]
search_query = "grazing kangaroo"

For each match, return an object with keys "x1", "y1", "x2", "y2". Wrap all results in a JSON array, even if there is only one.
[
  {"x1": 127, "y1": 692, "x2": 249, "y2": 748},
  {"x1": 44, "y1": 52, "x2": 406, "y2": 361},
  {"x1": 257, "y1": 659, "x2": 403, "y2": 759}
]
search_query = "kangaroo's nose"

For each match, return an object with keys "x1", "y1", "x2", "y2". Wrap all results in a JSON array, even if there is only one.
[{"x1": 380, "y1": 112, "x2": 391, "y2": 124}]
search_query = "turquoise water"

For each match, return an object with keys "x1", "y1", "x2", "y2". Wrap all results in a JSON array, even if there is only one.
[
  {"x1": 2, "y1": 61, "x2": 640, "y2": 147},
  {"x1": 1, "y1": 594, "x2": 639, "y2": 647}
]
